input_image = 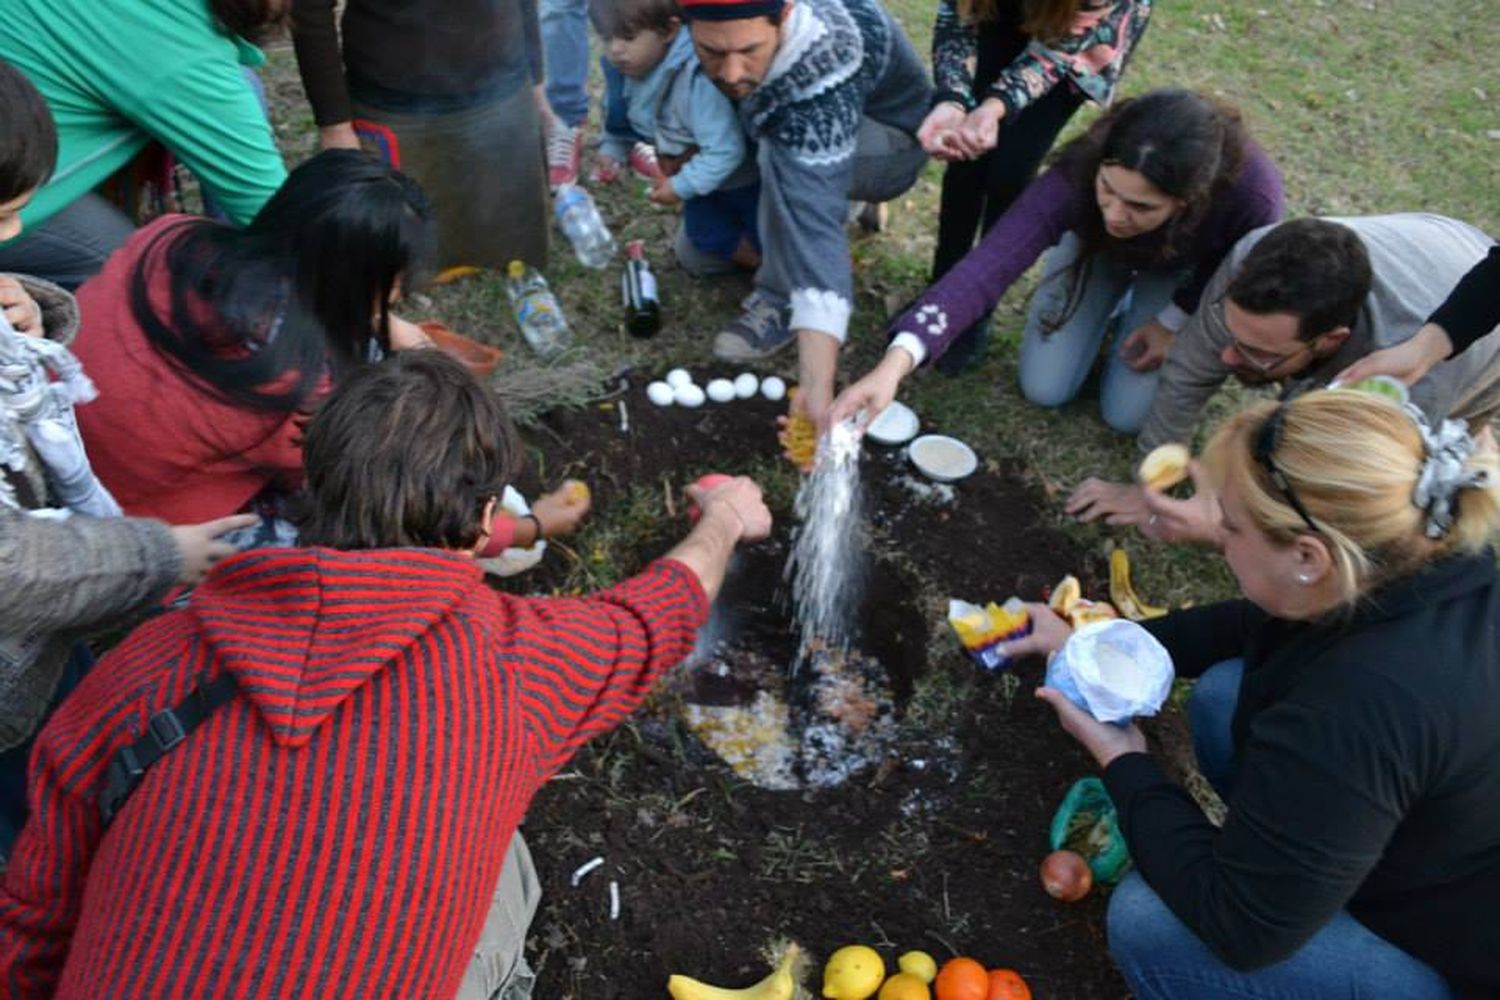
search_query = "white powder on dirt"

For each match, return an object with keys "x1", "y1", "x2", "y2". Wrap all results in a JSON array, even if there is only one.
[{"x1": 786, "y1": 421, "x2": 865, "y2": 672}]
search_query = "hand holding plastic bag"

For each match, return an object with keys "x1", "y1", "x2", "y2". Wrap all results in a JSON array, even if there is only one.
[{"x1": 1045, "y1": 619, "x2": 1174, "y2": 724}]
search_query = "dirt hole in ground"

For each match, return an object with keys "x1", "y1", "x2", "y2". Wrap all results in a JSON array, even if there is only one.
[
  {"x1": 508, "y1": 380, "x2": 1132, "y2": 998},
  {"x1": 667, "y1": 543, "x2": 930, "y2": 791}
]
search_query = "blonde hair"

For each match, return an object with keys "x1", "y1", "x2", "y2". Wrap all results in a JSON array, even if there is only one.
[{"x1": 1204, "y1": 391, "x2": 1498, "y2": 607}]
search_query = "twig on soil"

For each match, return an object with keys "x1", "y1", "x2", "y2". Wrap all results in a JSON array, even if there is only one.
[
  {"x1": 926, "y1": 929, "x2": 960, "y2": 959},
  {"x1": 942, "y1": 872, "x2": 951, "y2": 922},
  {"x1": 663, "y1": 476, "x2": 677, "y2": 518},
  {"x1": 867, "y1": 919, "x2": 896, "y2": 949}
]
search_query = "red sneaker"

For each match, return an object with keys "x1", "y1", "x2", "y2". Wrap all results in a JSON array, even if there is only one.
[
  {"x1": 628, "y1": 142, "x2": 665, "y2": 182},
  {"x1": 546, "y1": 120, "x2": 584, "y2": 190}
]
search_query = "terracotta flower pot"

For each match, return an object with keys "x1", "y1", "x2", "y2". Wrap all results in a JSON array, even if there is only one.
[{"x1": 419, "y1": 320, "x2": 503, "y2": 379}]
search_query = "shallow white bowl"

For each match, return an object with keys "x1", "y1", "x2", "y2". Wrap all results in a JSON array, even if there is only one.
[
  {"x1": 909, "y1": 434, "x2": 978, "y2": 482},
  {"x1": 865, "y1": 401, "x2": 919, "y2": 445}
]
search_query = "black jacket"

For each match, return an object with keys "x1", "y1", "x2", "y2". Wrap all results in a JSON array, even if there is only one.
[{"x1": 1106, "y1": 551, "x2": 1500, "y2": 989}]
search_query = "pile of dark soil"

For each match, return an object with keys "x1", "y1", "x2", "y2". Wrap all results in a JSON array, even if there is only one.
[{"x1": 510, "y1": 379, "x2": 1128, "y2": 997}]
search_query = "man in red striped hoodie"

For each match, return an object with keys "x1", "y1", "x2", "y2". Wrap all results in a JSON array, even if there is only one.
[{"x1": 0, "y1": 350, "x2": 772, "y2": 998}]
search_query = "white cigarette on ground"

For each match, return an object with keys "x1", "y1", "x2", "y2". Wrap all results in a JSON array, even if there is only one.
[
  {"x1": 609, "y1": 879, "x2": 620, "y2": 920},
  {"x1": 570, "y1": 856, "x2": 605, "y2": 887},
  {"x1": 619, "y1": 399, "x2": 630, "y2": 433}
]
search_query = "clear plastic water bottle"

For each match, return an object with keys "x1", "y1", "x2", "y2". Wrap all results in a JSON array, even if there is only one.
[
  {"x1": 505, "y1": 260, "x2": 572, "y2": 358},
  {"x1": 553, "y1": 184, "x2": 616, "y2": 269}
]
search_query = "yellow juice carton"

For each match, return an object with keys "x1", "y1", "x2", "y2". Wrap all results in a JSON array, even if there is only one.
[{"x1": 947, "y1": 597, "x2": 1032, "y2": 671}]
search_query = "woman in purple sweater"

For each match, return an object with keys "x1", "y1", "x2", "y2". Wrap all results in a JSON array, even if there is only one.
[{"x1": 831, "y1": 88, "x2": 1283, "y2": 434}]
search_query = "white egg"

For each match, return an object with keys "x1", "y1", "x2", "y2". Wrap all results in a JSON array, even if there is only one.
[
  {"x1": 665, "y1": 368, "x2": 694, "y2": 389},
  {"x1": 674, "y1": 383, "x2": 706, "y2": 408},
  {"x1": 646, "y1": 381, "x2": 675, "y2": 407},
  {"x1": 706, "y1": 378, "x2": 736, "y2": 403},
  {"x1": 733, "y1": 372, "x2": 759, "y2": 399},
  {"x1": 760, "y1": 376, "x2": 787, "y2": 402}
]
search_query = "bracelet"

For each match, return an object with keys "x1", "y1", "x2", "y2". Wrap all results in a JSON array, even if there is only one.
[{"x1": 524, "y1": 512, "x2": 544, "y2": 542}]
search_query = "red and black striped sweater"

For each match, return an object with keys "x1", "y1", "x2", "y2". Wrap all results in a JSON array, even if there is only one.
[{"x1": 0, "y1": 546, "x2": 708, "y2": 997}]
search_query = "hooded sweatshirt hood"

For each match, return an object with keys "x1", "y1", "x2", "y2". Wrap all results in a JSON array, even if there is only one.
[{"x1": 190, "y1": 546, "x2": 482, "y2": 747}]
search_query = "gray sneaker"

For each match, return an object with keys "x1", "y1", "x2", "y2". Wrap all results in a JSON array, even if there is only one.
[{"x1": 714, "y1": 297, "x2": 794, "y2": 361}]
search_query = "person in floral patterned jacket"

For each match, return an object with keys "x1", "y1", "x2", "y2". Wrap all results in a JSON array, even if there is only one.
[{"x1": 918, "y1": 0, "x2": 1152, "y2": 372}]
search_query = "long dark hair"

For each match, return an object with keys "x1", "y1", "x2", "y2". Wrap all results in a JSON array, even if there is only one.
[
  {"x1": 959, "y1": 0, "x2": 1079, "y2": 42},
  {"x1": 1045, "y1": 88, "x2": 1248, "y2": 331},
  {"x1": 131, "y1": 150, "x2": 434, "y2": 413}
]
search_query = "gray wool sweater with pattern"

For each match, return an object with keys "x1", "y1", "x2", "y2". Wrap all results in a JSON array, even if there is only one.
[
  {"x1": 737, "y1": 0, "x2": 930, "y2": 341},
  {"x1": 0, "y1": 275, "x2": 180, "y2": 753}
]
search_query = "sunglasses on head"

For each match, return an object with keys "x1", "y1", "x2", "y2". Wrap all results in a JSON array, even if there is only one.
[{"x1": 1253, "y1": 404, "x2": 1320, "y2": 534}]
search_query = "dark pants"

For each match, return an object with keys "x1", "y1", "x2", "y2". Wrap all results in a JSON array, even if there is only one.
[
  {"x1": 930, "y1": 21, "x2": 1086, "y2": 371},
  {"x1": 684, "y1": 184, "x2": 761, "y2": 261},
  {"x1": 0, "y1": 643, "x2": 94, "y2": 857}
]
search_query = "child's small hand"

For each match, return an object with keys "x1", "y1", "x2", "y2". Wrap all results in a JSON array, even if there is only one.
[
  {"x1": 0, "y1": 276, "x2": 43, "y2": 337},
  {"x1": 532, "y1": 480, "x2": 593, "y2": 538},
  {"x1": 649, "y1": 178, "x2": 681, "y2": 206}
]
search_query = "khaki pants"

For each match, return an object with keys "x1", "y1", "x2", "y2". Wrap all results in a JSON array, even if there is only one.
[{"x1": 454, "y1": 832, "x2": 542, "y2": 1000}]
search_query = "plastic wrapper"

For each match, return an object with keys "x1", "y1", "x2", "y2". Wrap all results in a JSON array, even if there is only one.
[
  {"x1": 947, "y1": 597, "x2": 1032, "y2": 671},
  {"x1": 1045, "y1": 619, "x2": 1174, "y2": 724}
]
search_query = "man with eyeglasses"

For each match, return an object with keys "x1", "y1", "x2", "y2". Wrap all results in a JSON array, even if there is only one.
[{"x1": 1068, "y1": 214, "x2": 1498, "y2": 543}]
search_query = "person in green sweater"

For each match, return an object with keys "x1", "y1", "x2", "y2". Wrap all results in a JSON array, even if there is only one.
[{"x1": 0, "y1": 0, "x2": 289, "y2": 288}]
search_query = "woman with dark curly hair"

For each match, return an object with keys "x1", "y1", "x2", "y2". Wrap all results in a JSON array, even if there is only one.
[{"x1": 832, "y1": 88, "x2": 1283, "y2": 435}]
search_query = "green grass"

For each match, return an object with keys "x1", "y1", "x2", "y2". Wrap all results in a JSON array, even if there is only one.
[{"x1": 261, "y1": 1, "x2": 1496, "y2": 606}]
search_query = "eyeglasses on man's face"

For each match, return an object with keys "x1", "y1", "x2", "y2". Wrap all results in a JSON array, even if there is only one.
[{"x1": 1210, "y1": 296, "x2": 1319, "y2": 374}]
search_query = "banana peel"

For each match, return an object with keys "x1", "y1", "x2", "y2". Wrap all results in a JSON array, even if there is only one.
[
  {"x1": 1109, "y1": 548, "x2": 1168, "y2": 621},
  {"x1": 668, "y1": 942, "x2": 803, "y2": 1000},
  {"x1": 1049, "y1": 573, "x2": 1120, "y2": 628}
]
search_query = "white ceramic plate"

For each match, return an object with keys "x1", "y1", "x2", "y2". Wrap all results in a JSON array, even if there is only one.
[
  {"x1": 865, "y1": 401, "x2": 919, "y2": 445},
  {"x1": 909, "y1": 434, "x2": 978, "y2": 482}
]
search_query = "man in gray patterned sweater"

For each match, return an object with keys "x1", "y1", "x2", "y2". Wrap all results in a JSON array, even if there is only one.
[{"x1": 682, "y1": 0, "x2": 930, "y2": 427}]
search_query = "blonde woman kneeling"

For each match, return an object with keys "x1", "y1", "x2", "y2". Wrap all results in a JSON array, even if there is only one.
[{"x1": 1008, "y1": 390, "x2": 1498, "y2": 997}]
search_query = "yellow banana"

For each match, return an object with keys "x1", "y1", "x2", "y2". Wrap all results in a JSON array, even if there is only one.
[
  {"x1": 1109, "y1": 549, "x2": 1168, "y2": 621},
  {"x1": 668, "y1": 943, "x2": 801, "y2": 1000}
]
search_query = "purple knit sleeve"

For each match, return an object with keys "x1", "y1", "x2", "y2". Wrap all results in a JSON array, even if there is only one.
[
  {"x1": 1169, "y1": 143, "x2": 1285, "y2": 316},
  {"x1": 887, "y1": 166, "x2": 1085, "y2": 363}
]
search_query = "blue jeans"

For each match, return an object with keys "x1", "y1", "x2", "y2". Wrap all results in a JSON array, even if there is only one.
[
  {"x1": 541, "y1": 0, "x2": 590, "y2": 126},
  {"x1": 1017, "y1": 231, "x2": 1182, "y2": 434},
  {"x1": 1107, "y1": 658, "x2": 1456, "y2": 998}
]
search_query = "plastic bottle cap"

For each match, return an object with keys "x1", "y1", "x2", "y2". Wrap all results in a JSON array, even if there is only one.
[{"x1": 507, "y1": 260, "x2": 525, "y2": 278}]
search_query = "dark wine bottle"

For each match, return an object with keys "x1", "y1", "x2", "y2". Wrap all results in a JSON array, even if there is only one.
[{"x1": 621, "y1": 239, "x2": 661, "y2": 339}]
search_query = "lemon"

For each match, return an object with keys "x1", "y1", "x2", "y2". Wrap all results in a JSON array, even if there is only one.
[
  {"x1": 823, "y1": 944, "x2": 885, "y2": 1000},
  {"x1": 896, "y1": 951, "x2": 937, "y2": 984},
  {"x1": 878, "y1": 971, "x2": 931, "y2": 1000}
]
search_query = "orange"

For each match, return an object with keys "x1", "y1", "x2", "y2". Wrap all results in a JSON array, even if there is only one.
[
  {"x1": 933, "y1": 957, "x2": 988, "y2": 1000},
  {"x1": 986, "y1": 969, "x2": 1032, "y2": 1000},
  {"x1": 878, "y1": 972, "x2": 931, "y2": 1000}
]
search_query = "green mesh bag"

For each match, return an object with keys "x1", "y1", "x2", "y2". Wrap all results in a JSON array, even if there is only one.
[{"x1": 1048, "y1": 777, "x2": 1131, "y2": 885}]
